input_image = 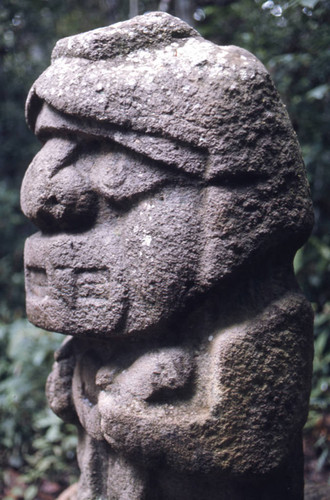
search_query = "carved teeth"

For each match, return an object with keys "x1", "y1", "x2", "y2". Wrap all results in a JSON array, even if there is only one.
[
  {"x1": 26, "y1": 266, "x2": 48, "y2": 298},
  {"x1": 26, "y1": 264, "x2": 110, "y2": 302},
  {"x1": 74, "y1": 268, "x2": 110, "y2": 301}
]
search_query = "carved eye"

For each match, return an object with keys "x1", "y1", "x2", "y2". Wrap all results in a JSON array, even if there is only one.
[{"x1": 89, "y1": 142, "x2": 170, "y2": 207}]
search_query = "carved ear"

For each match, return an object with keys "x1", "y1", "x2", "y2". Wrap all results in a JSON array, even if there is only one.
[{"x1": 195, "y1": 185, "x2": 250, "y2": 290}]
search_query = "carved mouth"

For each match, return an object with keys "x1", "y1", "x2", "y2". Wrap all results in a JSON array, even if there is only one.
[
  {"x1": 23, "y1": 231, "x2": 126, "y2": 336},
  {"x1": 26, "y1": 265, "x2": 110, "y2": 303}
]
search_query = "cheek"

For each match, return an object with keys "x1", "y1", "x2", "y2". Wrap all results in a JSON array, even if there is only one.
[{"x1": 122, "y1": 188, "x2": 202, "y2": 332}]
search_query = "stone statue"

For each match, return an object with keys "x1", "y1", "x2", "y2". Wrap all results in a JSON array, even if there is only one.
[{"x1": 21, "y1": 12, "x2": 314, "y2": 500}]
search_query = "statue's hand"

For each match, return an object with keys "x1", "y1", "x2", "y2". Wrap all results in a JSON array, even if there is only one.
[
  {"x1": 98, "y1": 346, "x2": 199, "y2": 463},
  {"x1": 46, "y1": 336, "x2": 77, "y2": 423},
  {"x1": 99, "y1": 347, "x2": 193, "y2": 403}
]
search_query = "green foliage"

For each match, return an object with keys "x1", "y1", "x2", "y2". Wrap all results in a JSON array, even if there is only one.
[{"x1": 0, "y1": 320, "x2": 78, "y2": 487}]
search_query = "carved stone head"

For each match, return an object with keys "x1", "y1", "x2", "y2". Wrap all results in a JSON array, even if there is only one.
[{"x1": 21, "y1": 12, "x2": 313, "y2": 339}]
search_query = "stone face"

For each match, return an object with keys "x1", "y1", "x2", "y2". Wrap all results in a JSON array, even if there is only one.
[{"x1": 22, "y1": 12, "x2": 314, "y2": 500}]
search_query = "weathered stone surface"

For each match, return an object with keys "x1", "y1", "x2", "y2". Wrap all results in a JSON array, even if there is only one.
[{"x1": 21, "y1": 12, "x2": 314, "y2": 500}]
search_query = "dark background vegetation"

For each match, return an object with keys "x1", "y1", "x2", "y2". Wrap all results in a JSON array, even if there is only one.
[{"x1": 1, "y1": 0, "x2": 329, "y2": 497}]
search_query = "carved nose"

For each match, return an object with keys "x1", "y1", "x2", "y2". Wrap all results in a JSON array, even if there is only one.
[{"x1": 21, "y1": 137, "x2": 98, "y2": 232}]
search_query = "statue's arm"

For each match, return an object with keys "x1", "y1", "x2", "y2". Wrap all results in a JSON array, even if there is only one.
[{"x1": 98, "y1": 293, "x2": 313, "y2": 474}]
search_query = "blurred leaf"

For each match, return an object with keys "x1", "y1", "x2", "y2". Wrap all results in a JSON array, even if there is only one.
[
  {"x1": 299, "y1": 0, "x2": 319, "y2": 8},
  {"x1": 307, "y1": 84, "x2": 329, "y2": 100},
  {"x1": 24, "y1": 485, "x2": 38, "y2": 500}
]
